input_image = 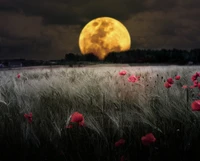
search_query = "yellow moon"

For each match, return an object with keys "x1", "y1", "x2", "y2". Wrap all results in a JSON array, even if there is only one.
[{"x1": 78, "y1": 17, "x2": 131, "y2": 60}]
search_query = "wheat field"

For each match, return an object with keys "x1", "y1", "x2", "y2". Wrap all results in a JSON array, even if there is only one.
[{"x1": 0, "y1": 65, "x2": 200, "y2": 161}]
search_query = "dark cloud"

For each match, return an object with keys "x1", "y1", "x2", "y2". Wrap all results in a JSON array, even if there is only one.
[
  {"x1": 0, "y1": 12, "x2": 43, "y2": 38},
  {"x1": 124, "y1": 7, "x2": 200, "y2": 49},
  {"x1": 144, "y1": 0, "x2": 179, "y2": 11},
  {"x1": 0, "y1": 0, "x2": 145, "y2": 25},
  {"x1": 0, "y1": 0, "x2": 200, "y2": 60},
  {"x1": 0, "y1": 34, "x2": 52, "y2": 59}
]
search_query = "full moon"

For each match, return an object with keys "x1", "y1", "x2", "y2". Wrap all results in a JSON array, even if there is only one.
[{"x1": 79, "y1": 17, "x2": 131, "y2": 60}]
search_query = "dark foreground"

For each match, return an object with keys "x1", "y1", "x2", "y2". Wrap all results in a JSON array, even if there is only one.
[{"x1": 1, "y1": 126, "x2": 200, "y2": 161}]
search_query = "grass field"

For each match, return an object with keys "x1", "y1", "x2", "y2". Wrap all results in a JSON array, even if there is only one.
[{"x1": 0, "y1": 65, "x2": 200, "y2": 161}]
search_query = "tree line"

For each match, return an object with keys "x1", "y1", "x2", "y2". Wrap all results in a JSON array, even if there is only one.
[{"x1": 65, "y1": 48, "x2": 200, "y2": 64}]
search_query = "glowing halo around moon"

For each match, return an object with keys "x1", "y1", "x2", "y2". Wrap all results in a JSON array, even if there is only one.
[{"x1": 78, "y1": 17, "x2": 131, "y2": 60}]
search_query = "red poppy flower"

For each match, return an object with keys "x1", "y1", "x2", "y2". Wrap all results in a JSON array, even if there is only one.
[
  {"x1": 115, "y1": 138, "x2": 125, "y2": 147},
  {"x1": 24, "y1": 112, "x2": 33, "y2": 123},
  {"x1": 182, "y1": 85, "x2": 188, "y2": 89},
  {"x1": 175, "y1": 75, "x2": 181, "y2": 80},
  {"x1": 192, "y1": 74, "x2": 198, "y2": 81},
  {"x1": 141, "y1": 133, "x2": 156, "y2": 146},
  {"x1": 190, "y1": 85, "x2": 195, "y2": 89},
  {"x1": 70, "y1": 112, "x2": 85, "y2": 127},
  {"x1": 71, "y1": 112, "x2": 83, "y2": 122},
  {"x1": 198, "y1": 83, "x2": 200, "y2": 89},
  {"x1": 191, "y1": 100, "x2": 200, "y2": 111},
  {"x1": 119, "y1": 70, "x2": 127, "y2": 76},
  {"x1": 78, "y1": 121, "x2": 85, "y2": 126},
  {"x1": 65, "y1": 125, "x2": 73, "y2": 128},
  {"x1": 196, "y1": 72, "x2": 200, "y2": 77},
  {"x1": 194, "y1": 80, "x2": 198, "y2": 83},
  {"x1": 167, "y1": 77, "x2": 174, "y2": 84},
  {"x1": 193, "y1": 80, "x2": 198, "y2": 87},
  {"x1": 128, "y1": 75, "x2": 139, "y2": 83},
  {"x1": 120, "y1": 155, "x2": 126, "y2": 161},
  {"x1": 17, "y1": 74, "x2": 20, "y2": 78},
  {"x1": 164, "y1": 82, "x2": 172, "y2": 88}
]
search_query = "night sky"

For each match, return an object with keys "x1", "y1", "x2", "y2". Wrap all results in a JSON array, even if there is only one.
[{"x1": 0, "y1": 0, "x2": 200, "y2": 60}]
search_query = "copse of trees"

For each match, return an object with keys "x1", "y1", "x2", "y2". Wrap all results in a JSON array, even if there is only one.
[
  {"x1": 65, "y1": 48, "x2": 200, "y2": 65},
  {"x1": 65, "y1": 53, "x2": 99, "y2": 62}
]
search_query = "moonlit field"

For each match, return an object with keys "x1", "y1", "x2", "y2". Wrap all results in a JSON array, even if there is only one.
[{"x1": 1, "y1": 65, "x2": 200, "y2": 161}]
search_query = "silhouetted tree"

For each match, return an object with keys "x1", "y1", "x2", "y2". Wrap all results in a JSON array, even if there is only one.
[
  {"x1": 65, "y1": 53, "x2": 76, "y2": 61},
  {"x1": 104, "y1": 52, "x2": 118, "y2": 63},
  {"x1": 84, "y1": 53, "x2": 99, "y2": 62},
  {"x1": 191, "y1": 49, "x2": 200, "y2": 63},
  {"x1": 62, "y1": 49, "x2": 200, "y2": 65}
]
